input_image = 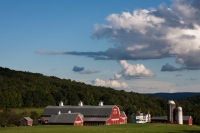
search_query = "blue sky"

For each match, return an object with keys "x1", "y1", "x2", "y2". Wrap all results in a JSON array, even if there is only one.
[{"x1": 1, "y1": 0, "x2": 200, "y2": 93}]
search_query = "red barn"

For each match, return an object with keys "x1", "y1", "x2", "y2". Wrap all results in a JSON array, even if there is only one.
[
  {"x1": 20, "y1": 117, "x2": 33, "y2": 126},
  {"x1": 183, "y1": 116, "x2": 193, "y2": 125},
  {"x1": 40, "y1": 101, "x2": 127, "y2": 126},
  {"x1": 106, "y1": 106, "x2": 127, "y2": 125},
  {"x1": 120, "y1": 111, "x2": 127, "y2": 124}
]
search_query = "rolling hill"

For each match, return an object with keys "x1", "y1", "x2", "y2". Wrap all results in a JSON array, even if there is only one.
[
  {"x1": 144, "y1": 92, "x2": 200, "y2": 100},
  {"x1": 0, "y1": 66, "x2": 200, "y2": 125}
]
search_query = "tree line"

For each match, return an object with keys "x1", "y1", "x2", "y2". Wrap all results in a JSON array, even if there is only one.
[
  {"x1": 0, "y1": 109, "x2": 40, "y2": 127},
  {"x1": 0, "y1": 67, "x2": 200, "y2": 125},
  {"x1": 176, "y1": 95, "x2": 200, "y2": 125}
]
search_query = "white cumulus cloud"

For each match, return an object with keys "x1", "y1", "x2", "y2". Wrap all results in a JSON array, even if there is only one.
[
  {"x1": 92, "y1": 78, "x2": 129, "y2": 89},
  {"x1": 113, "y1": 60, "x2": 155, "y2": 79},
  {"x1": 91, "y1": 0, "x2": 200, "y2": 70},
  {"x1": 36, "y1": 0, "x2": 200, "y2": 70}
]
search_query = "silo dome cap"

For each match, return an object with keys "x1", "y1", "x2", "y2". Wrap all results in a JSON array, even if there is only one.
[
  {"x1": 177, "y1": 106, "x2": 182, "y2": 110},
  {"x1": 167, "y1": 100, "x2": 175, "y2": 104}
]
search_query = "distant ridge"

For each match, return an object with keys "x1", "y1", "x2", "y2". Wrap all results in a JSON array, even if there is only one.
[{"x1": 144, "y1": 92, "x2": 200, "y2": 100}]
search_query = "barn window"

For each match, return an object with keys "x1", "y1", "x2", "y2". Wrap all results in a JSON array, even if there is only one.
[{"x1": 113, "y1": 109, "x2": 117, "y2": 114}]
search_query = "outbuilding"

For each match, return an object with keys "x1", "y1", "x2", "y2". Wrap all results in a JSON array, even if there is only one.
[
  {"x1": 131, "y1": 112, "x2": 151, "y2": 123},
  {"x1": 20, "y1": 117, "x2": 33, "y2": 126},
  {"x1": 183, "y1": 116, "x2": 193, "y2": 125},
  {"x1": 151, "y1": 116, "x2": 167, "y2": 123},
  {"x1": 48, "y1": 112, "x2": 83, "y2": 126}
]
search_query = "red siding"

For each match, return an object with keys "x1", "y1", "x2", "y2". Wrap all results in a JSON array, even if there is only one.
[
  {"x1": 120, "y1": 112, "x2": 127, "y2": 124},
  {"x1": 121, "y1": 112, "x2": 126, "y2": 117},
  {"x1": 189, "y1": 118, "x2": 193, "y2": 125},
  {"x1": 106, "y1": 106, "x2": 127, "y2": 125},
  {"x1": 28, "y1": 121, "x2": 33, "y2": 126},
  {"x1": 183, "y1": 117, "x2": 192, "y2": 125},
  {"x1": 20, "y1": 118, "x2": 33, "y2": 126},
  {"x1": 74, "y1": 115, "x2": 83, "y2": 126}
]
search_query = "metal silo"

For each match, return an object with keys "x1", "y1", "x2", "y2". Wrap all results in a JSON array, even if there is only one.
[
  {"x1": 177, "y1": 107, "x2": 183, "y2": 124},
  {"x1": 167, "y1": 100, "x2": 176, "y2": 123}
]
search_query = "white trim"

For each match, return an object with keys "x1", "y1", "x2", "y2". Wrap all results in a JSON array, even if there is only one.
[
  {"x1": 111, "y1": 118, "x2": 119, "y2": 121},
  {"x1": 75, "y1": 121, "x2": 82, "y2": 123}
]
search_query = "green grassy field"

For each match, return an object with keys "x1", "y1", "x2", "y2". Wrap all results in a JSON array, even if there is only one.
[
  {"x1": 0, "y1": 108, "x2": 44, "y2": 115},
  {"x1": 12, "y1": 108, "x2": 44, "y2": 115},
  {"x1": 0, "y1": 123, "x2": 200, "y2": 133}
]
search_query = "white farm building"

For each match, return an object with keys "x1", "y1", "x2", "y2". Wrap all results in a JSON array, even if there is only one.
[{"x1": 131, "y1": 112, "x2": 151, "y2": 123}]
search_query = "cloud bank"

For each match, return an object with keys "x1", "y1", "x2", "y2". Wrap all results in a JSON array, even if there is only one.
[
  {"x1": 78, "y1": 70, "x2": 100, "y2": 74},
  {"x1": 72, "y1": 66, "x2": 99, "y2": 74},
  {"x1": 73, "y1": 66, "x2": 84, "y2": 72},
  {"x1": 161, "y1": 63, "x2": 183, "y2": 71},
  {"x1": 36, "y1": 0, "x2": 200, "y2": 70}
]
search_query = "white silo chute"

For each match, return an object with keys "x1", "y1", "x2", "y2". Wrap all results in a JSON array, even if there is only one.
[
  {"x1": 177, "y1": 107, "x2": 183, "y2": 124},
  {"x1": 59, "y1": 101, "x2": 63, "y2": 106},
  {"x1": 78, "y1": 101, "x2": 83, "y2": 106}
]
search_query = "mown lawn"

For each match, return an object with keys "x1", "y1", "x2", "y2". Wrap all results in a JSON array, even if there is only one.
[{"x1": 0, "y1": 123, "x2": 200, "y2": 133}]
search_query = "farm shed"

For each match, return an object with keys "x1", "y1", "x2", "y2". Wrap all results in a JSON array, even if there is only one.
[
  {"x1": 183, "y1": 116, "x2": 193, "y2": 125},
  {"x1": 48, "y1": 112, "x2": 83, "y2": 126},
  {"x1": 20, "y1": 117, "x2": 33, "y2": 126},
  {"x1": 151, "y1": 116, "x2": 167, "y2": 123}
]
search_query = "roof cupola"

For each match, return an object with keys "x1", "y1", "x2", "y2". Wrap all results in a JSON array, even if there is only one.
[
  {"x1": 78, "y1": 101, "x2": 83, "y2": 106},
  {"x1": 59, "y1": 101, "x2": 63, "y2": 106},
  {"x1": 99, "y1": 101, "x2": 103, "y2": 106}
]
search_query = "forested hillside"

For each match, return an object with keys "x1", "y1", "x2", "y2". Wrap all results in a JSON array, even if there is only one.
[
  {"x1": 0, "y1": 67, "x2": 167, "y2": 117},
  {"x1": 0, "y1": 66, "x2": 200, "y2": 125}
]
